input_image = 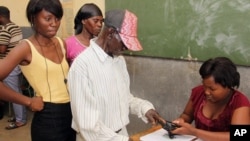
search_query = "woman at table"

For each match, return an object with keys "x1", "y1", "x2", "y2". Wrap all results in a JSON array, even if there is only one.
[{"x1": 171, "y1": 57, "x2": 250, "y2": 141}]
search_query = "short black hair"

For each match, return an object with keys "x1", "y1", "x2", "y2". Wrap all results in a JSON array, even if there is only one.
[
  {"x1": 199, "y1": 57, "x2": 240, "y2": 88},
  {"x1": 26, "y1": 0, "x2": 63, "y2": 25},
  {"x1": 0, "y1": 6, "x2": 10, "y2": 19},
  {"x1": 74, "y1": 3, "x2": 103, "y2": 34}
]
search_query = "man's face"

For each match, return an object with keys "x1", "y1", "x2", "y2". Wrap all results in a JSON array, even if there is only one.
[{"x1": 106, "y1": 28, "x2": 127, "y2": 56}]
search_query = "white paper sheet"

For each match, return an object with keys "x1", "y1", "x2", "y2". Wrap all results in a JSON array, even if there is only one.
[{"x1": 140, "y1": 128, "x2": 202, "y2": 141}]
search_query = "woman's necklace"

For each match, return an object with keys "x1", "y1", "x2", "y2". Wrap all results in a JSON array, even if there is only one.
[{"x1": 34, "y1": 36, "x2": 68, "y2": 101}]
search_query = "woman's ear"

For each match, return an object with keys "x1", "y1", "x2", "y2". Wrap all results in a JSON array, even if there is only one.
[{"x1": 81, "y1": 19, "x2": 86, "y2": 25}]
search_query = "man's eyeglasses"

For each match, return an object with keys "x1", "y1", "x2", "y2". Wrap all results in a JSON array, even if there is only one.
[{"x1": 112, "y1": 27, "x2": 128, "y2": 51}]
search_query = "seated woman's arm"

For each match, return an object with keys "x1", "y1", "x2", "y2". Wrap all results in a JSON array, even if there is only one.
[{"x1": 172, "y1": 106, "x2": 250, "y2": 141}]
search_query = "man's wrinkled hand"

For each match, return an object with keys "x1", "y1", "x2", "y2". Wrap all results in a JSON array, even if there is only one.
[
  {"x1": 29, "y1": 96, "x2": 44, "y2": 111},
  {"x1": 145, "y1": 109, "x2": 166, "y2": 125}
]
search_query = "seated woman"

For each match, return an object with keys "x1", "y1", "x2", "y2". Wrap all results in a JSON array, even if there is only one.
[{"x1": 171, "y1": 57, "x2": 250, "y2": 141}]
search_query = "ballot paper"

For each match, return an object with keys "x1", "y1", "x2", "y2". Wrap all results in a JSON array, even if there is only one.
[{"x1": 140, "y1": 128, "x2": 202, "y2": 141}]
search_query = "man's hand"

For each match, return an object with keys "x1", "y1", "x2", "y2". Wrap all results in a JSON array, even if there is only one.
[
  {"x1": 145, "y1": 109, "x2": 166, "y2": 125},
  {"x1": 29, "y1": 96, "x2": 44, "y2": 111}
]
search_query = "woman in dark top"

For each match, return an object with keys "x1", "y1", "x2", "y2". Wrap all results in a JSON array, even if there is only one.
[{"x1": 172, "y1": 57, "x2": 250, "y2": 141}]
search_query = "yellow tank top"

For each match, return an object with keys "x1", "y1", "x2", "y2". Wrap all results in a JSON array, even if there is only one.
[{"x1": 20, "y1": 37, "x2": 70, "y2": 103}]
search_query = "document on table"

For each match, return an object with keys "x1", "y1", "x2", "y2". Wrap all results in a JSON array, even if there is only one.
[{"x1": 140, "y1": 128, "x2": 202, "y2": 141}]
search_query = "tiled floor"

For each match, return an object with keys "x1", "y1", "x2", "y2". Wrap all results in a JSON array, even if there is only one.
[{"x1": 0, "y1": 105, "x2": 32, "y2": 141}]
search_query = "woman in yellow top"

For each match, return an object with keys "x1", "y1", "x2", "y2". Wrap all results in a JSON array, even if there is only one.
[{"x1": 0, "y1": 0, "x2": 75, "y2": 140}]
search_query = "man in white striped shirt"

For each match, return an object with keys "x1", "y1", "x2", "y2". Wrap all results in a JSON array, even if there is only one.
[{"x1": 68, "y1": 9, "x2": 166, "y2": 141}]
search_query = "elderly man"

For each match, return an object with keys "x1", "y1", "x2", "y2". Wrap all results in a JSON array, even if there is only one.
[{"x1": 68, "y1": 9, "x2": 165, "y2": 141}]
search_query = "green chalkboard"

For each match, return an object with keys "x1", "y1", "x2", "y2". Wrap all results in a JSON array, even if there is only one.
[{"x1": 106, "y1": 0, "x2": 250, "y2": 66}]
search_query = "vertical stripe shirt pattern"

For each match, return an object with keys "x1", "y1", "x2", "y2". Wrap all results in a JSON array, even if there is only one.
[
  {"x1": 68, "y1": 39, "x2": 155, "y2": 141},
  {"x1": 0, "y1": 22, "x2": 22, "y2": 59}
]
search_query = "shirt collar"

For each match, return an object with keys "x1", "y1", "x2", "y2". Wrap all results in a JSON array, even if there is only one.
[
  {"x1": 90, "y1": 38, "x2": 120, "y2": 62},
  {"x1": 90, "y1": 39, "x2": 108, "y2": 62}
]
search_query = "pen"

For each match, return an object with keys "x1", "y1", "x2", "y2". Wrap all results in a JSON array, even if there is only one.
[{"x1": 190, "y1": 137, "x2": 198, "y2": 141}]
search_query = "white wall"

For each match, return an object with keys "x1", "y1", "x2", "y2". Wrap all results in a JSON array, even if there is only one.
[
  {"x1": 0, "y1": 0, "x2": 30, "y2": 26},
  {"x1": 74, "y1": 0, "x2": 104, "y2": 15}
]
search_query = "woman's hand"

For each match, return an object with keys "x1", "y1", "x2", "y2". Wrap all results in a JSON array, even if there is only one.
[
  {"x1": 172, "y1": 118, "x2": 185, "y2": 124},
  {"x1": 171, "y1": 120, "x2": 196, "y2": 136},
  {"x1": 29, "y1": 96, "x2": 44, "y2": 111}
]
